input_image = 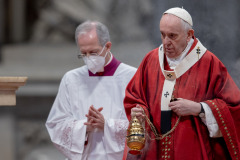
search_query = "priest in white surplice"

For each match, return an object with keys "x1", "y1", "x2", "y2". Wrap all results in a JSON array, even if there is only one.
[{"x1": 45, "y1": 21, "x2": 137, "y2": 160}]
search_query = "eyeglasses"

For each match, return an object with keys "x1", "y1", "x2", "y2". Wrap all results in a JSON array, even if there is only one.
[
  {"x1": 78, "y1": 53, "x2": 98, "y2": 59},
  {"x1": 77, "y1": 45, "x2": 106, "y2": 59}
]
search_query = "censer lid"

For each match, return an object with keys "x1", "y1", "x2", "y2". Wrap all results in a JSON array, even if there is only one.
[{"x1": 129, "y1": 116, "x2": 142, "y2": 127}]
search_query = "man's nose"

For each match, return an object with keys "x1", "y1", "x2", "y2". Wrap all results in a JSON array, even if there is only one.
[
  {"x1": 86, "y1": 53, "x2": 91, "y2": 57},
  {"x1": 162, "y1": 37, "x2": 171, "y2": 45}
]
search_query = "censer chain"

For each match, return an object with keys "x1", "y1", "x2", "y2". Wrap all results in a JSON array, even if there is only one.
[{"x1": 143, "y1": 112, "x2": 181, "y2": 140}]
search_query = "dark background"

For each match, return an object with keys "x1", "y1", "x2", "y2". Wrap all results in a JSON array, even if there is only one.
[{"x1": 0, "y1": 0, "x2": 239, "y2": 159}]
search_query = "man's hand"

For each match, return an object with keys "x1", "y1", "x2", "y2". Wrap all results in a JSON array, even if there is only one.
[
  {"x1": 84, "y1": 105, "x2": 95, "y2": 132},
  {"x1": 84, "y1": 105, "x2": 104, "y2": 131},
  {"x1": 131, "y1": 104, "x2": 145, "y2": 122},
  {"x1": 169, "y1": 98, "x2": 201, "y2": 116}
]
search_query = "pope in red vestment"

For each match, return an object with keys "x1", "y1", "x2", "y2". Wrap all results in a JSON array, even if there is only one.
[{"x1": 123, "y1": 7, "x2": 240, "y2": 160}]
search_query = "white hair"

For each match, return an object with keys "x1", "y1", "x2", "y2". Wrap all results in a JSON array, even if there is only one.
[
  {"x1": 180, "y1": 19, "x2": 193, "y2": 33},
  {"x1": 75, "y1": 21, "x2": 110, "y2": 46}
]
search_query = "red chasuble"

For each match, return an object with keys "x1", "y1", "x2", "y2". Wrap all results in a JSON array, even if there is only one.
[{"x1": 123, "y1": 38, "x2": 240, "y2": 160}]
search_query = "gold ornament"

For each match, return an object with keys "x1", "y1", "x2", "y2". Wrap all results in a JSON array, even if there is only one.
[
  {"x1": 126, "y1": 111, "x2": 181, "y2": 155},
  {"x1": 126, "y1": 116, "x2": 145, "y2": 155}
]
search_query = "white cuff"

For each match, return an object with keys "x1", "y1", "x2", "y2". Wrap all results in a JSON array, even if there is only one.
[{"x1": 200, "y1": 102, "x2": 222, "y2": 138}]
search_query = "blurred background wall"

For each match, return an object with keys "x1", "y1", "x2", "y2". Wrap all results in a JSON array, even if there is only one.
[{"x1": 0, "y1": 0, "x2": 239, "y2": 159}]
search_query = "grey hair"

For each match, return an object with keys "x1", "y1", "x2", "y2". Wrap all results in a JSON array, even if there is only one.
[
  {"x1": 75, "y1": 20, "x2": 110, "y2": 46},
  {"x1": 180, "y1": 19, "x2": 192, "y2": 33}
]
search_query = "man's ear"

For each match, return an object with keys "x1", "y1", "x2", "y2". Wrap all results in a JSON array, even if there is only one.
[
  {"x1": 187, "y1": 29, "x2": 194, "y2": 42},
  {"x1": 105, "y1": 41, "x2": 112, "y2": 51}
]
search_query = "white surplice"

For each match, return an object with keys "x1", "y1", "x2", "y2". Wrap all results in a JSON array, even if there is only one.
[{"x1": 46, "y1": 63, "x2": 136, "y2": 160}]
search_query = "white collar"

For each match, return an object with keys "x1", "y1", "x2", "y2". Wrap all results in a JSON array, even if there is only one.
[
  {"x1": 167, "y1": 38, "x2": 194, "y2": 69},
  {"x1": 158, "y1": 38, "x2": 207, "y2": 80}
]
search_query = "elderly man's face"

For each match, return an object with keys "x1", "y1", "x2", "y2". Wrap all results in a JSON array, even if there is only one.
[
  {"x1": 77, "y1": 29, "x2": 105, "y2": 57},
  {"x1": 160, "y1": 14, "x2": 191, "y2": 58}
]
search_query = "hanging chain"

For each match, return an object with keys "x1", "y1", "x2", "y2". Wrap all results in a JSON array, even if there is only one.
[{"x1": 143, "y1": 112, "x2": 181, "y2": 140}]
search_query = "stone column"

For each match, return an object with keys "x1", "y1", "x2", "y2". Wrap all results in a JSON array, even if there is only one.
[
  {"x1": 0, "y1": 114, "x2": 15, "y2": 160},
  {"x1": 0, "y1": 0, "x2": 4, "y2": 62},
  {"x1": 10, "y1": 0, "x2": 26, "y2": 42}
]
